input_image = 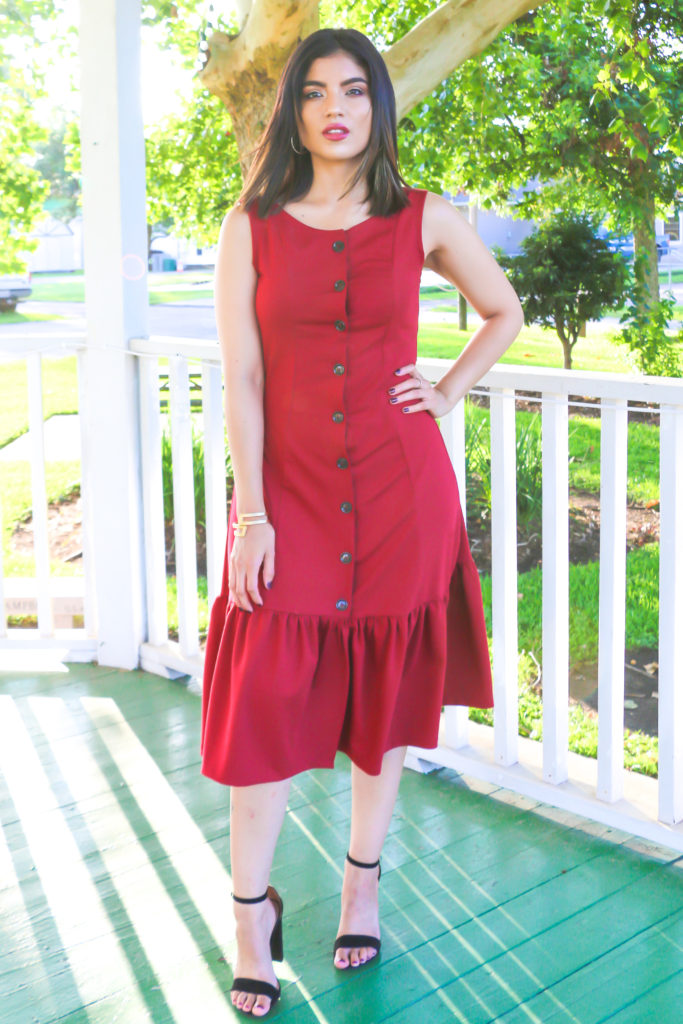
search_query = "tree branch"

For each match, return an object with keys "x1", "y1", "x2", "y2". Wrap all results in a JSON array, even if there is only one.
[
  {"x1": 234, "y1": 0, "x2": 253, "y2": 33},
  {"x1": 385, "y1": 0, "x2": 549, "y2": 120},
  {"x1": 200, "y1": 0, "x2": 318, "y2": 92}
]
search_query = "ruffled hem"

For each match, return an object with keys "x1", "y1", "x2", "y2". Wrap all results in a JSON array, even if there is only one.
[{"x1": 200, "y1": 575, "x2": 492, "y2": 787}]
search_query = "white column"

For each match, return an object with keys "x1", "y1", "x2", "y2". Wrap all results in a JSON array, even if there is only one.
[{"x1": 79, "y1": 0, "x2": 148, "y2": 668}]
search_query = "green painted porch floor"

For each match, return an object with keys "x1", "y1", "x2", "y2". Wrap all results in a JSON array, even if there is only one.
[{"x1": 1, "y1": 664, "x2": 682, "y2": 1024}]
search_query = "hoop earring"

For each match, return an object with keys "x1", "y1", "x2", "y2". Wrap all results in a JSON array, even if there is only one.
[{"x1": 290, "y1": 135, "x2": 304, "y2": 155}]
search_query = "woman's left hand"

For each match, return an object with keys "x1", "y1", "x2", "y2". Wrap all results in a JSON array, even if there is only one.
[{"x1": 388, "y1": 364, "x2": 453, "y2": 420}]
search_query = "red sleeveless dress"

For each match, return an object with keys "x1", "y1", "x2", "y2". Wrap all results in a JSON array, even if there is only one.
[{"x1": 200, "y1": 187, "x2": 493, "y2": 786}]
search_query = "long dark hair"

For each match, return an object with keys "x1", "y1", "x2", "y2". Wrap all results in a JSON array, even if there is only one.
[{"x1": 239, "y1": 28, "x2": 408, "y2": 218}]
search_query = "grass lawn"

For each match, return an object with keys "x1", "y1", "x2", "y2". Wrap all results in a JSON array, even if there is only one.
[
  {"x1": 0, "y1": 311, "x2": 66, "y2": 325},
  {"x1": 473, "y1": 543, "x2": 661, "y2": 778},
  {"x1": 0, "y1": 356, "x2": 79, "y2": 449},
  {"x1": 0, "y1": 460, "x2": 81, "y2": 577},
  {"x1": 480, "y1": 543, "x2": 659, "y2": 668},
  {"x1": 29, "y1": 271, "x2": 214, "y2": 305},
  {"x1": 466, "y1": 401, "x2": 660, "y2": 505},
  {"x1": 419, "y1": 320, "x2": 639, "y2": 374}
]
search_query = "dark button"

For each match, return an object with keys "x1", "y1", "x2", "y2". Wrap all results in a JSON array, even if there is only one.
[
  {"x1": 337, "y1": 457, "x2": 349, "y2": 469},
  {"x1": 332, "y1": 411, "x2": 344, "y2": 424},
  {"x1": 335, "y1": 319, "x2": 346, "y2": 332},
  {"x1": 334, "y1": 279, "x2": 346, "y2": 291},
  {"x1": 340, "y1": 501, "x2": 352, "y2": 513},
  {"x1": 340, "y1": 552, "x2": 352, "y2": 564},
  {"x1": 336, "y1": 599, "x2": 349, "y2": 611},
  {"x1": 333, "y1": 363, "x2": 345, "y2": 375},
  {"x1": 332, "y1": 240, "x2": 345, "y2": 252}
]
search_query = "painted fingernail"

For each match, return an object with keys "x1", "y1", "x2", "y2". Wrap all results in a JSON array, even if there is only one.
[
  {"x1": 266, "y1": 581, "x2": 272, "y2": 588},
  {"x1": 402, "y1": 406, "x2": 410, "y2": 413},
  {"x1": 390, "y1": 397, "x2": 397, "y2": 403},
  {"x1": 388, "y1": 387, "x2": 396, "y2": 394}
]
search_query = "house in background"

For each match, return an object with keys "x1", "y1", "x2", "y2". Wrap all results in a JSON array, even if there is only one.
[
  {"x1": 27, "y1": 183, "x2": 681, "y2": 274},
  {"x1": 27, "y1": 213, "x2": 217, "y2": 274},
  {"x1": 447, "y1": 180, "x2": 540, "y2": 255},
  {"x1": 28, "y1": 214, "x2": 84, "y2": 273}
]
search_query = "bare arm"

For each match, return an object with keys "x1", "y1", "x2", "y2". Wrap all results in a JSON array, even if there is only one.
[
  {"x1": 424, "y1": 191, "x2": 524, "y2": 405},
  {"x1": 215, "y1": 205, "x2": 274, "y2": 609},
  {"x1": 389, "y1": 191, "x2": 524, "y2": 415},
  {"x1": 215, "y1": 205, "x2": 265, "y2": 513}
]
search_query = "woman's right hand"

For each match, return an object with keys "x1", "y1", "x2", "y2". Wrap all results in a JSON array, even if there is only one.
[{"x1": 229, "y1": 522, "x2": 275, "y2": 611}]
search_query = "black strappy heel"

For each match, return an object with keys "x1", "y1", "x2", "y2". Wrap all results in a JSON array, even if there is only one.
[
  {"x1": 333, "y1": 853, "x2": 382, "y2": 968},
  {"x1": 231, "y1": 885, "x2": 283, "y2": 1016}
]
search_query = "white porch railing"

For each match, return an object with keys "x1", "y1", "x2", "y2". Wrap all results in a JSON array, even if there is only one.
[
  {"x1": 2, "y1": 331, "x2": 682, "y2": 852},
  {"x1": 0, "y1": 334, "x2": 96, "y2": 660}
]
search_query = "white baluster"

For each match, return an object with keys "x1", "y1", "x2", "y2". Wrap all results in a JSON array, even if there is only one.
[
  {"x1": 597, "y1": 398, "x2": 628, "y2": 802},
  {"x1": 139, "y1": 357, "x2": 168, "y2": 646},
  {"x1": 440, "y1": 398, "x2": 469, "y2": 748},
  {"x1": 168, "y1": 356, "x2": 199, "y2": 657},
  {"x1": 202, "y1": 362, "x2": 227, "y2": 609},
  {"x1": 77, "y1": 347, "x2": 96, "y2": 639},
  {"x1": 0, "y1": 486, "x2": 6, "y2": 638},
  {"x1": 490, "y1": 388, "x2": 519, "y2": 766},
  {"x1": 542, "y1": 393, "x2": 569, "y2": 783},
  {"x1": 658, "y1": 404, "x2": 683, "y2": 825},
  {"x1": 27, "y1": 352, "x2": 53, "y2": 635}
]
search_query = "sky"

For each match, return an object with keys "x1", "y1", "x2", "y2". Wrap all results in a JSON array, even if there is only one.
[{"x1": 29, "y1": 0, "x2": 197, "y2": 127}]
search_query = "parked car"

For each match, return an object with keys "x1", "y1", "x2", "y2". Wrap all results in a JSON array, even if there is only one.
[
  {"x1": 597, "y1": 226, "x2": 670, "y2": 260},
  {"x1": 0, "y1": 271, "x2": 32, "y2": 312}
]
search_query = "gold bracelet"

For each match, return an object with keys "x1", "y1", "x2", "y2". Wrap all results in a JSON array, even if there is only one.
[{"x1": 232, "y1": 511, "x2": 269, "y2": 538}]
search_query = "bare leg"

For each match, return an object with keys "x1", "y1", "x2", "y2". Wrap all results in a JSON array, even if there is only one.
[
  {"x1": 334, "y1": 745, "x2": 407, "y2": 969},
  {"x1": 230, "y1": 778, "x2": 291, "y2": 1016}
]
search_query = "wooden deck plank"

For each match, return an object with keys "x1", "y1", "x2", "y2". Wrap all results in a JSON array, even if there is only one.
[
  {"x1": 497, "y1": 910, "x2": 683, "y2": 1023},
  {"x1": 2, "y1": 663, "x2": 683, "y2": 1024},
  {"x1": 604, "y1": 969, "x2": 683, "y2": 1022}
]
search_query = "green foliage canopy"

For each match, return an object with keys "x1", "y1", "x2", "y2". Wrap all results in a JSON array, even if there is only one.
[
  {"x1": 145, "y1": 88, "x2": 243, "y2": 246},
  {"x1": 398, "y1": 0, "x2": 682, "y2": 231},
  {"x1": 0, "y1": 0, "x2": 55, "y2": 273}
]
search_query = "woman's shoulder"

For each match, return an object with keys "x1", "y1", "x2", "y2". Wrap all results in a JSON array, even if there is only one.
[
  {"x1": 402, "y1": 186, "x2": 452, "y2": 213},
  {"x1": 400, "y1": 186, "x2": 447, "y2": 222},
  {"x1": 216, "y1": 203, "x2": 258, "y2": 268},
  {"x1": 219, "y1": 202, "x2": 252, "y2": 236}
]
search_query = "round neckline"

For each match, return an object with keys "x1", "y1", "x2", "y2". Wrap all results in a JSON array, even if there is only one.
[{"x1": 279, "y1": 207, "x2": 374, "y2": 233}]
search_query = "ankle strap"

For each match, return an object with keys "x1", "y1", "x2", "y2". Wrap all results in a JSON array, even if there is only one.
[
  {"x1": 346, "y1": 852, "x2": 380, "y2": 870},
  {"x1": 232, "y1": 890, "x2": 268, "y2": 904}
]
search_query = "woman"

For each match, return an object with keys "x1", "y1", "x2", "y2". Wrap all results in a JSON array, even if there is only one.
[{"x1": 201, "y1": 27, "x2": 523, "y2": 1018}]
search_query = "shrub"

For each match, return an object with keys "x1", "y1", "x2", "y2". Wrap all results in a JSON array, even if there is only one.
[
  {"x1": 494, "y1": 211, "x2": 629, "y2": 369},
  {"x1": 465, "y1": 401, "x2": 542, "y2": 527},
  {"x1": 161, "y1": 418, "x2": 233, "y2": 531},
  {"x1": 615, "y1": 286, "x2": 683, "y2": 377}
]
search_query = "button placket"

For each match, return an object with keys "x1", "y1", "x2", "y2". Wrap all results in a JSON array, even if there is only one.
[{"x1": 332, "y1": 236, "x2": 352, "y2": 613}]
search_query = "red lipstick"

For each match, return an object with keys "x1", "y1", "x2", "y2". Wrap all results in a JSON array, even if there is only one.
[{"x1": 322, "y1": 124, "x2": 350, "y2": 140}]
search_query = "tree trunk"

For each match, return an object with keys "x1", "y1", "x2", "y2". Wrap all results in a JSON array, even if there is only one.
[
  {"x1": 198, "y1": 0, "x2": 547, "y2": 171},
  {"x1": 632, "y1": 191, "x2": 660, "y2": 315},
  {"x1": 199, "y1": 1, "x2": 319, "y2": 173},
  {"x1": 562, "y1": 340, "x2": 572, "y2": 370},
  {"x1": 458, "y1": 292, "x2": 468, "y2": 331}
]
